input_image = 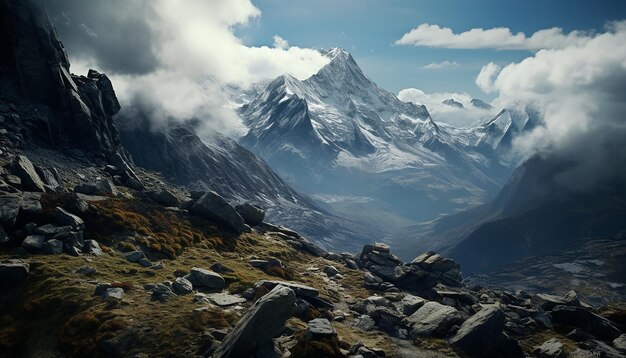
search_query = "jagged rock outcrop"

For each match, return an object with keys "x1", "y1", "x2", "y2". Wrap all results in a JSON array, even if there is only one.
[{"x1": 0, "y1": 0, "x2": 142, "y2": 187}]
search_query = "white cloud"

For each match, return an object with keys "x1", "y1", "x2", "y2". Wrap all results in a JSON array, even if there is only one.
[
  {"x1": 421, "y1": 61, "x2": 459, "y2": 70},
  {"x1": 480, "y1": 20, "x2": 626, "y2": 190},
  {"x1": 272, "y1": 35, "x2": 289, "y2": 49},
  {"x1": 396, "y1": 23, "x2": 593, "y2": 50},
  {"x1": 475, "y1": 62, "x2": 500, "y2": 93},
  {"x1": 397, "y1": 88, "x2": 494, "y2": 127},
  {"x1": 65, "y1": 0, "x2": 330, "y2": 137}
]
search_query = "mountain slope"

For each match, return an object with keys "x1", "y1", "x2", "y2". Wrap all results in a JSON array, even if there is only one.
[
  {"x1": 117, "y1": 113, "x2": 379, "y2": 252},
  {"x1": 395, "y1": 154, "x2": 626, "y2": 273},
  {"x1": 239, "y1": 48, "x2": 515, "y2": 228}
]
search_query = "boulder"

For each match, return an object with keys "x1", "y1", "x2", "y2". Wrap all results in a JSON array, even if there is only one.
[
  {"x1": 533, "y1": 338, "x2": 566, "y2": 358},
  {"x1": 34, "y1": 224, "x2": 73, "y2": 238},
  {"x1": 398, "y1": 294, "x2": 426, "y2": 316},
  {"x1": 613, "y1": 334, "x2": 626, "y2": 352},
  {"x1": 206, "y1": 293, "x2": 247, "y2": 307},
  {"x1": 532, "y1": 292, "x2": 580, "y2": 311},
  {"x1": 191, "y1": 191, "x2": 247, "y2": 234},
  {"x1": 213, "y1": 285, "x2": 296, "y2": 358},
  {"x1": 42, "y1": 239, "x2": 64, "y2": 254},
  {"x1": 124, "y1": 251, "x2": 145, "y2": 263},
  {"x1": 65, "y1": 194, "x2": 90, "y2": 214},
  {"x1": 235, "y1": 203, "x2": 265, "y2": 226},
  {"x1": 405, "y1": 301, "x2": 465, "y2": 337},
  {"x1": 103, "y1": 287, "x2": 124, "y2": 300},
  {"x1": 149, "y1": 283, "x2": 177, "y2": 302},
  {"x1": 145, "y1": 189, "x2": 179, "y2": 207},
  {"x1": 76, "y1": 266, "x2": 97, "y2": 276},
  {"x1": 351, "y1": 315, "x2": 376, "y2": 331},
  {"x1": 549, "y1": 305, "x2": 621, "y2": 341},
  {"x1": 55, "y1": 207, "x2": 85, "y2": 230},
  {"x1": 0, "y1": 193, "x2": 21, "y2": 227},
  {"x1": 0, "y1": 260, "x2": 29, "y2": 286},
  {"x1": 63, "y1": 231, "x2": 84, "y2": 253},
  {"x1": 75, "y1": 178, "x2": 118, "y2": 196},
  {"x1": 186, "y1": 268, "x2": 225, "y2": 290},
  {"x1": 35, "y1": 166, "x2": 60, "y2": 188},
  {"x1": 10, "y1": 155, "x2": 45, "y2": 192},
  {"x1": 22, "y1": 235, "x2": 45, "y2": 251},
  {"x1": 307, "y1": 318, "x2": 336, "y2": 340},
  {"x1": 210, "y1": 262, "x2": 233, "y2": 273},
  {"x1": 450, "y1": 307, "x2": 510, "y2": 357},
  {"x1": 172, "y1": 277, "x2": 193, "y2": 295},
  {"x1": 83, "y1": 240, "x2": 103, "y2": 255},
  {"x1": 323, "y1": 265, "x2": 341, "y2": 277},
  {"x1": 254, "y1": 280, "x2": 318, "y2": 298}
]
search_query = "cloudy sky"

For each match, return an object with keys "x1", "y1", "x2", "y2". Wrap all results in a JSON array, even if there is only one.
[{"x1": 45, "y1": 0, "x2": 626, "y2": 188}]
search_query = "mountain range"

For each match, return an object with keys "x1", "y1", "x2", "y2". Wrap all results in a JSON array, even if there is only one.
[{"x1": 238, "y1": 48, "x2": 532, "y2": 233}]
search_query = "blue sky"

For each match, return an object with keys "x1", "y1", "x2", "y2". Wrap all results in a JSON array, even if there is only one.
[{"x1": 237, "y1": 0, "x2": 626, "y2": 99}]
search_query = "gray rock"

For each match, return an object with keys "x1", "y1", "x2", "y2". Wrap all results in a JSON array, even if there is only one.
[
  {"x1": 191, "y1": 191, "x2": 247, "y2": 234},
  {"x1": 172, "y1": 277, "x2": 193, "y2": 295},
  {"x1": 206, "y1": 292, "x2": 247, "y2": 307},
  {"x1": 254, "y1": 280, "x2": 318, "y2": 298},
  {"x1": 75, "y1": 178, "x2": 118, "y2": 196},
  {"x1": 10, "y1": 155, "x2": 45, "y2": 192},
  {"x1": 351, "y1": 315, "x2": 376, "y2": 331},
  {"x1": 150, "y1": 283, "x2": 177, "y2": 302},
  {"x1": 42, "y1": 239, "x2": 64, "y2": 254},
  {"x1": 450, "y1": 307, "x2": 509, "y2": 357},
  {"x1": 612, "y1": 334, "x2": 626, "y2": 352},
  {"x1": 145, "y1": 189, "x2": 179, "y2": 207},
  {"x1": 0, "y1": 259, "x2": 29, "y2": 286},
  {"x1": 34, "y1": 224, "x2": 73, "y2": 238},
  {"x1": 398, "y1": 294, "x2": 426, "y2": 316},
  {"x1": 76, "y1": 266, "x2": 97, "y2": 276},
  {"x1": 83, "y1": 240, "x2": 103, "y2": 255},
  {"x1": 235, "y1": 203, "x2": 265, "y2": 226},
  {"x1": 210, "y1": 262, "x2": 233, "y2": 273},
  {"x1": 186, "y1": 267, "x2": 225, "y2": 290},
  {"x1": 95, "y1": 283, "x2": 112, "y2": 296},
  {"x1": 534, "y1": 312, "x2": 553, "y2": 328},
  {"x1": 533, "y1": 338, "x2": 566, "y2": 358},
  {"x1": 249, "y1": 259, "x2": 270, "y2": 269},
  {"x1": 323, "y1": 265, "x2": 341, "y2": 277},
  {"x1": 307, "y1": 318, "x2": 336, "y2": 340},
  {"x1": 213, "y1": 285, "x2": 296, "y2": 358},
  {"x1": 0, "y1": 193, "x2": 21, "y2": 227},
  {"x1": 19, "y1": 192, "x2": 42, "y2": 218},
  {"x1": 55, "y1": 207, "x2": 85, "y2": 230},
  {"x1": 35, "y1": 166, "x2": 60, "y2": 188},
  {"x1": 63, "y1": 231, "x2": 84, "y2": 252},
  {"x1": 66, "y1": 245, "x2": 82, "y2": 256},
  {"x1": 137, "y1": 258, "x2": 153, "y2": 267},
  {"x1": 124, "y1": 251, "x2": 145, "y2": 263},
  {"x1": 532, "y1": 293, "x2": 573, "y2": 311},
  {"x1": 405, "y1": 301, "x2": 465, "y2": 337},
  {"x1": 103, "y1": 287, "x2": 124, "y2": 300},
  {"x1": 22, "y1": 235, "x2": 45, "y2": 251},
  {"x1": 549, "y1": 305, "x2": 621, "y2": 341}
]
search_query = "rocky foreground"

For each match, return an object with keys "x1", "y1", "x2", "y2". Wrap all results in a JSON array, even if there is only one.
[{"x1": 1, "y1": 153, "x2": 625, "y2": 358}]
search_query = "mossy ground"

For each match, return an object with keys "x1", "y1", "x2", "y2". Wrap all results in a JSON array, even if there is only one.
[{"x1": 0, "y1": 196, "x2": 403, "y2": 357}]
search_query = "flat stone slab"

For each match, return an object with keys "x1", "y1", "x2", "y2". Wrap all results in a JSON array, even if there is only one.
[
  {"x1": 206, "y1": 293, "x2": 247, "y2": 307},
  {"x1": 254, "y1": 280, "x2": 319, "y2": 298}
]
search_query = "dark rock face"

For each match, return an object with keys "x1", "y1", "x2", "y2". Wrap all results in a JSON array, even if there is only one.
[{"x1": 0, "y1": 0, "x2": 139, "y2": 179}]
